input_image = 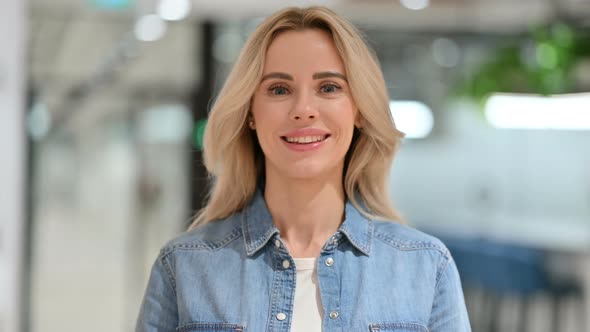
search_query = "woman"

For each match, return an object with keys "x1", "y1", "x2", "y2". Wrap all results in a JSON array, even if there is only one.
[{"x1": 136, "y1": 6, "x2": 470, "y2": 332}]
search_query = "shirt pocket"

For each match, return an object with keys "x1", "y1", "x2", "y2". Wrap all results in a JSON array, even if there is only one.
[
  {"x1": 176, "y1": 322, "x2": 245, "y2": 332},
  {"x1": 369, "y1": 322, "x2": 429, "y2": 332}
]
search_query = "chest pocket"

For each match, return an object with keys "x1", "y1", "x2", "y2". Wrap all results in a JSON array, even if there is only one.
[
  {"x1": 176, "y1": 323, "x2": 245, "y2": 332},
  {"x1": 369, "y1": 322, "x2": 428, "y2": 332}
]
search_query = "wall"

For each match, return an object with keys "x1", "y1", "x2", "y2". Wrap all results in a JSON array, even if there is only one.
[
  {"x1": 0, "y1": 0, "x2": 26, "y2": 331},
  {"x1": 391, "y1": 101, "x2": 590, "y2": 249}
]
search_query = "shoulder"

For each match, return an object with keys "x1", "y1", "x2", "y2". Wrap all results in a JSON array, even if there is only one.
[
  {"x1": 372, "y1": 220, "x2": 449, "y2": 257},
  {"x1": 371, "y1": 220, "x2": 454, "y2": 283},
  {"x1": 160, "y1": 214, "x2": 243, "y2": 255}
]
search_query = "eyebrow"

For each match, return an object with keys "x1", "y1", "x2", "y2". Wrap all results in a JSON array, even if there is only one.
[
  {"x1": 313, "y1": 71, "x2": 347, "y2": 82},
  {"x1": 261, "y1": 72, "x2": 293, "y2": 82},
  {"x1": 260, "y1": 71, "x2": 348, "y2": 82}
]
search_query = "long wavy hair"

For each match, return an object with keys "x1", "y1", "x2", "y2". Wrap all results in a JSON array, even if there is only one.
[{"x1": 188, "y1": 6, "x2": 405, "y2": 229}]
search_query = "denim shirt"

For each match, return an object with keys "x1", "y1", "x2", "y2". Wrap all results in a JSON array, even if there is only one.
[{"x1": 136, "y1": 190, "x2": 471, "y2": 332}]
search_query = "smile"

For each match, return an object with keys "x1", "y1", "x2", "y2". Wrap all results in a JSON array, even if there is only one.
[{"x1": 281, "y1": 135, "x2": 330, "y2": 144}]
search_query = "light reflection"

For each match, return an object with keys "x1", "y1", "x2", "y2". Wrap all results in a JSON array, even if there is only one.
[
  {"x1": 134, "y1": 14, "x2": 167, "y2": 42},
  {"x1": 157, "y1": 0, "x2": 191, "y2": 21},
  {"x1": 138, "y1": 104, "x2": 193, "y2": 143},
  {"x1": 400, "y1": 0, "x2": 430, "y2": 11},
  {"x1": 485, "y1": 93, "x2": 590, "y2": 130},
  {"x1": 390, "y1": 100, "x2": 434, "y2": 139},
  {"x1": 27, "y1": 101, "x2": 51, "y2": 141},
  {"x1": 432, "y1": 38, "x2": 460, "y2": 68}
]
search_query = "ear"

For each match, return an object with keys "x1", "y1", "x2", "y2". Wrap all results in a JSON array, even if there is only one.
[
  {"x1": 245, "y1": 111, "x2": 255, "y2": 129},
  {"x1": 247, "y1": 114, "x2": 256, "y2": 130}
]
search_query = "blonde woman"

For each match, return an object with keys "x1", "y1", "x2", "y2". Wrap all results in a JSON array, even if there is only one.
[{"x1": 136, "y1": 6, "x2": 470, "y2": 332}]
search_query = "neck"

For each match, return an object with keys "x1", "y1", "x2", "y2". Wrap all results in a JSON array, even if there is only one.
[{"x1": 263, "y1": 168, "x2": 346, "y2": 258}]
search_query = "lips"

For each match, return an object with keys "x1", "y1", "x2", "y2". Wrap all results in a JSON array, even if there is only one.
[
  {"x1": 281, "y1": 134, "x2": 330, "y2": 144},
  {"x1": 281, "y1": 128, "x2": 331, "y2": 142},
  {"x1": 280, "y1": 128, "x2": 331, "y2": 151}
]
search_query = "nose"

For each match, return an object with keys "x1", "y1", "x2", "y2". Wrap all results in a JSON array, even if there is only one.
[{"x1": 290, "y1": 90, "x2": 318, "y2": 121}]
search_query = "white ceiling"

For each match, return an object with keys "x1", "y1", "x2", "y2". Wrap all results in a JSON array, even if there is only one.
[
  {"x1": 27, "y1": 0, "x2": 590, "y2": 134},
  {"x1": 29, "y1": 0, "x2": 590, "y2": 87},
  {"x1": 29, "y1": 0, "x2": 590, "y2": 79}
]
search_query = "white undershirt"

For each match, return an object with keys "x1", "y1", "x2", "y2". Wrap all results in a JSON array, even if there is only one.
[{"x1": 291, "y1": 258, "x2": 324, "y2": 332}]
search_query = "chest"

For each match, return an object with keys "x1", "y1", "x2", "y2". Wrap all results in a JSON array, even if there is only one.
[{"x1": 173, "y1": 247, "x2": 436, "y2": 332}]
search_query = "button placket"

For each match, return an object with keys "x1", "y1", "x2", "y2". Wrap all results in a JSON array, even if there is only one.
[
  {"x1": 317, "y1": 250, "x2": 342, "y2": 330},
  {"x1": 325, "y1": 257, "x2": 334, "y2": 267},
  {"x1": 269, "y1": 250, "x2": 296, "y2": 331}
]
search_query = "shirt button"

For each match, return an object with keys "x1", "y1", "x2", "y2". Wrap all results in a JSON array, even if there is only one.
[
  {"x1": 325, "y1": 257, "x2": 334, "y2": 267},
  {"x1": 274, "y1": 239, "x2": 281, "y2": 248},
  {"x1": 329, "y1": 311, "x2": 339, "y2": 319},
  {"x1": 331, "y1": 237, "x2": 338, "y2": 244},
  {"x1": 282, "y1": 260, "x2": 290, "y2": 269},
  {"x1": 276, "y1": 312, "x2": 287, "y2": 321}
]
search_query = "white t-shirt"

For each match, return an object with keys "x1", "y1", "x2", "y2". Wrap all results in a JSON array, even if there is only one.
[{"x1": 291, "y1": 258, "x2": 324, "y2": 332}]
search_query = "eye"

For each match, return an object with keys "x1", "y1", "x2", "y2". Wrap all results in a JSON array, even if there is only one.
[
  {"x1": 320, "y1": 83, "x2": 341, "y2": 94},
  {"x1": 268, "y1": 84, "x2": 290, "y2": 96}
]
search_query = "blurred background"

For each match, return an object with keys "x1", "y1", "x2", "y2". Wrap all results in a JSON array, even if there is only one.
[{"x1": 1, "y1": 0, "x2": 590, "y2": 331}]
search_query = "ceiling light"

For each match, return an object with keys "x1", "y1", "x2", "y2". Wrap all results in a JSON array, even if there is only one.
[
  {"x1": 390, "y1": 100, "x2": 434, "y2": 139},
  {"x1": 157, "y1": 0, "x2": 191, "y2": 21},
  {"x1": 400, "y1": 0, "x2": 430, "y2": 11},
  {"x1": 485, "y1": 93, "x2": 590, "y2": 130}
]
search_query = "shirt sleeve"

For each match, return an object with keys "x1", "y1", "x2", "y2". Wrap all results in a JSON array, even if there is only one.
[
  {"x1": 428, "y1": 255, "x2": 472, "y2": 332},
  {"x1": 135, "y1": 252, "x2": 179, "y2": 332}
]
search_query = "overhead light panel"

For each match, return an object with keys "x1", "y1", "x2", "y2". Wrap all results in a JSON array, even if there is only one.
[
  {"x1": 157, "y1": 0, "x2": 191, "y2": 21},
  {"x1": 485, "y1": 93, "x2": 590, "y2": 130},
  {"x1": 400, "y1": 0, "x2": 430, "y2": 11}
]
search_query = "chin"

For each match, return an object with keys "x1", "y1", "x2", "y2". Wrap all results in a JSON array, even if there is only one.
[{"x1": 282, "y1": 161, "x2": 341, "y2": 182}]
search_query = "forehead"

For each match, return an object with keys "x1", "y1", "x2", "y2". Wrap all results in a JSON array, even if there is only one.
[{"x1": 263, "y1": 28, "x2": 345, "y2": 74}]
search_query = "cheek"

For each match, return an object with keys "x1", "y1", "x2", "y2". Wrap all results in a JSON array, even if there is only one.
[
  {"x1": 251, "y1": 97, "x2": 287, "y2": 124},
  {"x1": 337, "y1": 110, "x2": 358, "y2": 150},
  {"x1": 250, "y1": 108, "x2": 282, "y2": 150},
  {"x1": 325, "y1": 101, "x2": 358, "y2": 131}
]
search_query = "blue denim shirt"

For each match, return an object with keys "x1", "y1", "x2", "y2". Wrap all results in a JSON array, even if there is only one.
[{"x1": 136, "y1": 190, "x2": 471, "y2": 332}]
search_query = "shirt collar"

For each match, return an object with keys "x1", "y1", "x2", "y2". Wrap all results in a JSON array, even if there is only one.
[
  {"x1": 242, "y1": 188, "x2": 373, "y2": 256},
  {"x1": 242, "y1": 188, "x2": 280, "y2": 256},
  {"x1": 338, "y1": 197, "x2": 373, "y2": 255}
]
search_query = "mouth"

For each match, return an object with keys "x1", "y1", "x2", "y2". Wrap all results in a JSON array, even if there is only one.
[{"x1": 280, "y1": 134, "x2": 331, "y2": 144}]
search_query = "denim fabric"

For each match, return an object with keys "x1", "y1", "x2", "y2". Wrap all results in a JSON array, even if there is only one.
[{"x1": 136, "y1": 189, "x2": 471, "y2": 332}]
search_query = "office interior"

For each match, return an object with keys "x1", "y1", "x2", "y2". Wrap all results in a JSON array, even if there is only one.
[{"x1": 1, "y1": 0, "x2": 590, "y2": 331}]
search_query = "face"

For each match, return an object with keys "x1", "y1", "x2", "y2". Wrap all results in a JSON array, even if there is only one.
[{"x1": 250, "y1": 28, "x2": 360, "y2": 181}]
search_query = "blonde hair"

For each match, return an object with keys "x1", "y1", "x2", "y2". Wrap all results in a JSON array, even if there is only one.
[{"x1": 189, "y1": 6, "x2": 405, "y2": 229}]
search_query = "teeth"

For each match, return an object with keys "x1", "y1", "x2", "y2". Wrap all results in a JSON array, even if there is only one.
[{"x1": 285, "y1": 135, "x2": 326, "y2": 144}]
